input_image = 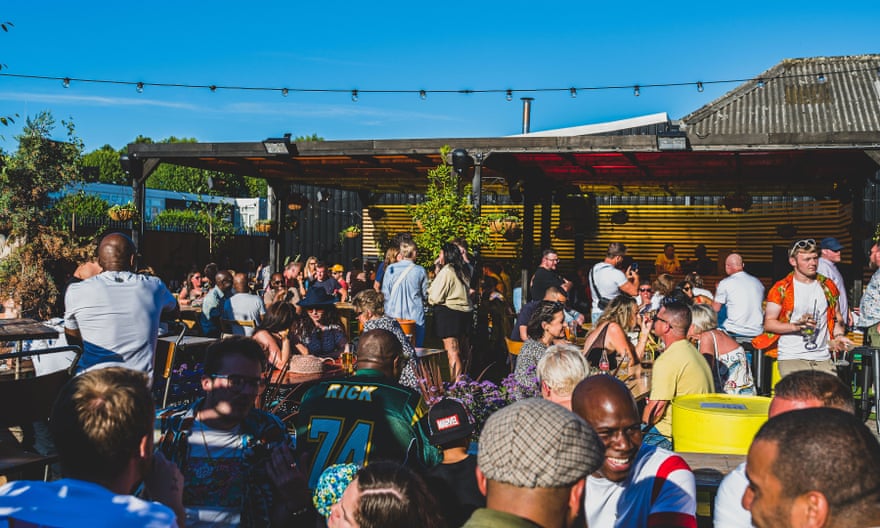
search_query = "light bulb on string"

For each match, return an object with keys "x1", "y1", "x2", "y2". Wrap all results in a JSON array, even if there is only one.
[
  {"x1": 351, "y1": 89, "x2": 358, "y2": 102},
  {"x1": 136, "y1": 82, "x2": 144, "y2": 93},
  {"x1": 419, "y1": 89, "x2": 427, "y2": 100},
  {"x1": 505, "y1": 89, "x2": 513, "y2": 101},
  {"x1": 696, "y1": 81, "x2": 704, "y2": 92},
  {"x1": 570, "y1": 87, "x2": 577, "y2": 98},
  {"x1": 633, "y1": 85, "x2": 640, "y2": 97},
  {"x1": 209, "y1": 85, "x2": 217, "y2": 93},
  {"x1": 817, "y1": 73, "x2": 826, "y2": 83},
  {"x1": 62, "y1": 77, "x2": 70, "y2": 88},
  {"x1": 281, "y1": 88, "x2": 289, "y2": 97},
  {"x1": 756, "y1": 78, "x2": 765, "y2": 88}
]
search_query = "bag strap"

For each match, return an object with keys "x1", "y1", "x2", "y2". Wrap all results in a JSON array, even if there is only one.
[
  {"x1": 589, "y1": 265, "x2": 609, "y2": 305},
  {"x1": 389, "y1": 262, "x2": 416, "y2": 299}
]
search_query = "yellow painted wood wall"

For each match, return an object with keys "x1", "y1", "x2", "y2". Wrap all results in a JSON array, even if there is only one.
[{"x1": 361, "y1": 200, "x2": 853, "y2": 267}]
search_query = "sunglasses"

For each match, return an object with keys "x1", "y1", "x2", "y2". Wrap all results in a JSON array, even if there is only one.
[
  {"x1": 271, "y1": 280, "x2": 283, "y2": 285},
  {"x1": 652, "y1": 314, "x2": 670, "y2": 325},
  {"x1": 210, "y1": 374, "x2": 267, "y2": 392},
  {"x1": 639, "y1": 287, "x2": 653, "y2": 293}
]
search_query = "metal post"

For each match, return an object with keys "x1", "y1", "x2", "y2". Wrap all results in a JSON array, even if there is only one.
[
  {"x1": 521, "y1": 98, "x2": 534, "y2": 134},
  {"x1": 472, "y1": 152, "x2": 483, "y2": 216}
]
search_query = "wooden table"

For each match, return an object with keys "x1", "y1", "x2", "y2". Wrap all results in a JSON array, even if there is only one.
[
  {"x1": 676, "y1": 451, "x2": 746, "y2": 521},
  {"x1": 626, "y1": 373, "x2": 651, "y2": 402},
  {"x1": 0, "y1": 318, "x2": 59, "y2": 379}
]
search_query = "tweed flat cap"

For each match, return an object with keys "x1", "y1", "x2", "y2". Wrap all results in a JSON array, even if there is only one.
[{"x1": 478, "y1": 398, "x2": 603, "y2": 488}]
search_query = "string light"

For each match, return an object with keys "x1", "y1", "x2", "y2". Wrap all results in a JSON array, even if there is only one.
[
  {"x1": 419, "y1": 89, "x2": 427, "y2": 100},
  {"x1": 351, "y1": 89, "x2": 358, "y2": 102},
  {"x1": 633, "y1": 85, "x2": 640, "y2": 97},
  {"x1": 1, "y1": 66, "x2": 875, "y2": 100},
  {"x1": 281, "y1": 88, "x2": 289, "y2": 97},
  {"x1": 136, "y1": 82, "x2": 144, "y2": 93}
]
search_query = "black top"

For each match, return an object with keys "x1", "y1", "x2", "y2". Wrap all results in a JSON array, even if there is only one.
[
  {"x1": 425, "y1": 455, "x2": 485, "y2": 528},
  {"x1": 529, "y1": 267, "x2": 563, "y2": 301}
]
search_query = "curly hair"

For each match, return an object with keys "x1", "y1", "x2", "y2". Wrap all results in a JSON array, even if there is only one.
[{"x1": 526, "y1": 300, "x2": 564, "y2": 341}]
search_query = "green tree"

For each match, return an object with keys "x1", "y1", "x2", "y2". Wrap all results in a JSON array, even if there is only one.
[
  {"x1": 0, "y1": 112, "x2": 93, "y2": 318},
  {"x1": 81, "y1": 144, "x2": 126, "y2": 184},
  {"x1": 409, "y1": 146, "x2": 492, "y2": 268}
]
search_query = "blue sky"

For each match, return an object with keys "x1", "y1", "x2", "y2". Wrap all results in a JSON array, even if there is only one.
[{"x1": 1, "y1": 1, "x2": 877, "y2": 152}]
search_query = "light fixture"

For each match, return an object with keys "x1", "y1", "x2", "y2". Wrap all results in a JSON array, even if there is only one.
[
  {"x1": 419, "y1": 89, "x2": 427, "y2": 100},
  {"x1": 136, "y1": 82, "x2": 144, "y2": 93},
  {"x1": 262, "y1": 136, "x2": 291, "y2": 155},
  {"x1": 570, "y1": 87, "x2": 577, "y2": 98},
  {"x1": 317, "y1": 189, "x2": 332, "y2": 203},
  {"x1": 209, "y1": 85, "x2": 217, "y2": 92},
  {"x1": 721, "y1": 191, "x2": 753, "y2": 214},
  {"x1": 351, "y1": 89, "x2": 358, "y2": 102},
  {"x1": 756, "y1": 78, "x2": 765, "y2": 88},
  {"x1": 696, "y1": 81, "x2": 704, "y2": 92},
  {"x1": 633, "y1": 85, "x2": 640, "y2": 97},
  {"x1": 281, "y1": 88, "x2": 289, "y2": 97},
  {"x1": 451, "y1": 148, "x2": 473, "y2": 176},
  {"x1": 817, "y1": 73, "x2": 826, "y2": 83},
  {"x1": 657, "y1": 130, "x2": 688, "y2": 151},
  {"x1": 505, "y1": 89, "x2": 513, "y2": 101},
  {"x1": 62, "y1": 77, "x2": 70, "y2": 88}
]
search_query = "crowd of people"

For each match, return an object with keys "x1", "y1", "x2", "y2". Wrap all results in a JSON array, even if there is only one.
[{"x1": 3, "y1": 230, "x2": 880, "y2": 528}]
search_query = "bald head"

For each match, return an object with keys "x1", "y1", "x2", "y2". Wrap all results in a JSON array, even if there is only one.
[
  {"x1": 725, "y1": 253, "x2": 744, "y2": 275},
  {"x1": 215, "y1": 271, "x2": 233, "y2": 293},
  {"x1": 232, "y1": 272, "x2": 249, "y2": 293},
  {"x1": 572, "y1": 375, "x2": 639, "y2": 422},
  {"x1": 97, "y1": 233, "x2": 135, "y2": 272},
  {"x1": 356, "y1": 329, "x2": 401, "y2": 377}
]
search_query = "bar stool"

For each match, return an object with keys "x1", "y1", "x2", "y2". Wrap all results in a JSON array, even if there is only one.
[{"x1": 850, "y1": 346, "x2": 880, "y2": 433}]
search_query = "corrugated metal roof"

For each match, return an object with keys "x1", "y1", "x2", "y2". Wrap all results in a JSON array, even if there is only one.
[{"x1": 682, "y1": 55, "x2": 880, "y2": 138}]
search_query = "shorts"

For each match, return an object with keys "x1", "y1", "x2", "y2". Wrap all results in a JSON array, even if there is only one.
[{"x1": 433, "y1": 305, "x2": 471, "y2": 338}]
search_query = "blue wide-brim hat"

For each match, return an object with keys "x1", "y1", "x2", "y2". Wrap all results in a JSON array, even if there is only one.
[{"x1": 298, "y1": 286, "x2": 337, "y2": 308}]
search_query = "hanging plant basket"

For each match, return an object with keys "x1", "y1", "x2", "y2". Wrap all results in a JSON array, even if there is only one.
[
  {"x1": 109, "y1": 209, "x2": 134, "y2": 221},
  {"x1": 503, "y1": 227, "x2": 522, "y2": 241},
  {"x1": 344, "y1": 230, "x2": 360, "y2": 239},
  {"x1": 488, "y1": 220, "x2": 505, "y2": 234},
  {"x1": 254, "y1": 221, "x2": 274, "y2": 233}
]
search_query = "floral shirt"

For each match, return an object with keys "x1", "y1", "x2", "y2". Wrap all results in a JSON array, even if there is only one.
[
  {"x1": 513, "y1": 339, "x2": 547, "y2": 388},
  {"x1": 362, "y1": 315, "x2": 418, "y2": 389},
  {"x1": 300, "y1": 324, "x2": 347, "y2": 358},
  {"x1": 860, "y1": 269, "x2": 880, "y2": 328},
  {"x1": 155, "y1": 399, "x2": 293, "y2": 528}
]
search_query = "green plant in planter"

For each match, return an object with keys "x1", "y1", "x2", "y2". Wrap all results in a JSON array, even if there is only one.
[
  {"x1": 254, "y1": 219, "x2": 274, "y2": 233},
  {"x1": 339, "y1": 225, "x2": 361, "y2": 242},
  {"x1": 409, "y1": 146, "x2": 492, "y2": 267},
  {"x1": 108, "y1": 201, "x2": 137, "y2": 221},
  {"x1": 485, "y1": 211, "x2": 521, "y2": 234}
]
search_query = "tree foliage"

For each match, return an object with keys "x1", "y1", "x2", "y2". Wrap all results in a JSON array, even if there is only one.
[
  {"x1": 151, "y1": 203, "x2": 235, "y2": 255},
  {"x1": 0, "y1": 112, "x2": 93, "y2": 318},
  {"x1": 409, "y1": 146, "x2": 492, "y2": 268},
  {"x1": 50, "y1": 191, "x2": 111, "y2": 229}
]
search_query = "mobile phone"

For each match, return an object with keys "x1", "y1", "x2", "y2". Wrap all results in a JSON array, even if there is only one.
[{"x1": 631, "y1": 262, "x2": 639, "y2": 272}]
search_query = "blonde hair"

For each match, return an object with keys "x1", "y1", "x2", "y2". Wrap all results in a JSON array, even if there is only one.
[
  {"x1": 690, "y1": 303, "x2": 718, "y2": 333},
  {"x1": 537, "y1": 344, "x2": 591, "y2": 396}
]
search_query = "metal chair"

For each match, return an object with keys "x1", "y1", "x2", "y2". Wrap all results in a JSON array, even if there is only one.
[
  {"x1": 0, "y1": 345, "x2": 81, "y2": 481},
  {"x1": 220, "y1": 319, "x2": 257, "y2": 338},
  {"x1": 505, "y1": 337, "x2": 523, "y2": 372},
  {"x1": 849, "y1": 346, "x2": 880, "y2": 433}
]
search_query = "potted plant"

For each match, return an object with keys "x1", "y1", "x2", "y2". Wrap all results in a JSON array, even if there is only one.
[
  {"x1": 254, "y1": 219, "x2": 274, "y2": 233},
  {"x1": 108, "y1": 201, "x2": 137, "y2": 222},
  {"x1": 339, "y1": 225, "x2": 361, "y2": 242},
  {"x1": 486, "y1": 211, "x2": 520, "y2": 235}
]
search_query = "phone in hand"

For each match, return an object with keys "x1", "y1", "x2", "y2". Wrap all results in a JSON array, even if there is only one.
[{"x1": 631, "y1": 262, "x2": 639, "y2": 272}]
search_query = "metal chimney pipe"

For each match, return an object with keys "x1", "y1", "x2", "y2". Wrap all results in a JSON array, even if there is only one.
[{"x1": 521, "y1": 97, "x2": 534, "y2": 134}]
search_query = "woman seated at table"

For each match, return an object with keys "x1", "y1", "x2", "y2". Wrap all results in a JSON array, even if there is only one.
[
  {"x1": 513, "y1": 300, "x2": 566, "y2": 388},
  {"x1": 351, "y1": 289, "x2": 417, "y2": 388},
  {"x1": 252, "y1": 301, "x2": 299, "y2": 371},
  {"x1": 581, "y1": 295, "x2": 642, "y2": 372},
  {"x1": 177, "y1": 271, "x2": 206, "y2": 306},
  {"x1": 293, "y1": 287, "x2": 347, "y2": 359},
  {"x1": 688, "y1": 304, "x2": 754, "y2": 394}
]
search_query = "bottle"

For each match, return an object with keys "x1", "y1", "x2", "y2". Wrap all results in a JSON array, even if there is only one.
[{"x1": 599, "y1": 349, "x2": 610, "y2": 374}]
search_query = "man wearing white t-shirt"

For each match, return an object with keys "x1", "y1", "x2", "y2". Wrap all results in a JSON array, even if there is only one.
[
  {"x1": 762, "y1": 239, "x2": 849, "y2": 379},
  {"x1": 713, "y1": 253, "x2": 765, "y2": 341},
  {"x1": 572, "y1": 375, "x2": 697, "y2": 528},
  {"x1": 589, "y1": 242, "x2": 639, "y2": 324},
  {"x1": 64, "y1": 233, "x2": 178, "y2": 379}
]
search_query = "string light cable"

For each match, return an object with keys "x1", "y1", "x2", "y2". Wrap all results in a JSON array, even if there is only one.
[{"x1": 0, "y1": 67, "x2": 876, "y2": 100}]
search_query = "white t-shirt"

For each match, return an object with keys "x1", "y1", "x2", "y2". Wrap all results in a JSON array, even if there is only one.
[
  {"x1": 584, "y1": 444, "x2": 697, "y2": 528},
  {"x1": 0, "y1": 478, "x2": 177, "y2": 527},
  {"x1": 777, "y1": 279, "x2": 830, "y2": 361},
  {"x1": 183, "y1": 421, "x2": 245, "y2": 527},
  {"x1": 221, "y1": 292, "x2": 266, "y2": 336},
  {"x1": 65, "y1": 271, "x2": 177, "y2": 378},
  {"x1": 715, "y1": 271, "x2": 765, "y2": 337},
  {"x1": 817, "y1": 257, "x2": 847, "y2": 320},
  {"x1": 714, "y1": 462, "x2": 752, "y2": 528},
  {"x1": 590, "y1": 263, "x2": 627, "y2": 313}
]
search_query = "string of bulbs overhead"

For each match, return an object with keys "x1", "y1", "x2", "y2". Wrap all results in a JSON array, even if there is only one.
[{"x1": 1, "y1": 66, "x2": 878, "y2": 101}]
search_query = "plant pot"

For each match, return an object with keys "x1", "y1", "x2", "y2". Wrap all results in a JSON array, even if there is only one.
[
  {"x1": 109, "y1": 210, "x2": 134, "y2": 221},
  {"x1": 488, "y1": 220, "x2": 504, "y2": 234},
  {"x1": 502, "y1": 219, "x2": 518, "y2": 232},
  {"x1": 255, "y1": 223, "x2": 273, "y2": 233},
  {"x1": 344, "y1": 231, "x2": 360, "y2": 239}
]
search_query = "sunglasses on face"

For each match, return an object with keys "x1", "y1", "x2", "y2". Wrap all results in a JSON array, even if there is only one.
[
  {"x1": 639, "y1": 288, "x2": 653, "y2": 293},
  {"x1": 210, "y1": 374, "x2": 266, "y2": 392}
]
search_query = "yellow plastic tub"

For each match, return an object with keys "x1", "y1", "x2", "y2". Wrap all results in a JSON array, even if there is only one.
[{"x1": 671, "y1": 394, "x2": 771, "y2": 455}]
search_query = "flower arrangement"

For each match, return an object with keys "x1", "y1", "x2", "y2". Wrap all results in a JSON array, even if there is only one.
[{"x1": 108, "y1": 201, "x2": 137, "y2": 221}]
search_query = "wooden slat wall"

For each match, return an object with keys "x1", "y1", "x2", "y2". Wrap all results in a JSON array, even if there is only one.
[{"x1": 362, "y1": 200, "x2": 852, "y2": 267}]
